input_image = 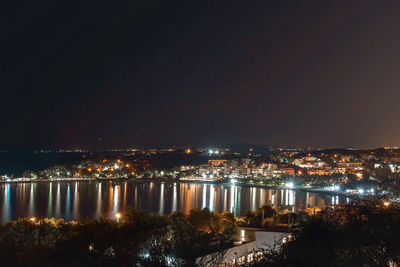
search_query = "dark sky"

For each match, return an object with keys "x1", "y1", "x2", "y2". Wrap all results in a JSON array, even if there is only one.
[{"x1": 2, "y1": 0, "x2": 400, "y2": 150}]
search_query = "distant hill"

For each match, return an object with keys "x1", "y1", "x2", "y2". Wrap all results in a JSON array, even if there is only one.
[{"x1": 224, "y1": 143, "x2": 273, "y2": 154}]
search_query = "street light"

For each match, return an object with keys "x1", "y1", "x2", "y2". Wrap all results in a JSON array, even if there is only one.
[
  {"x1": 30, "y1": 217, "x2": 36, "y2": 222},
  {"x1": 115, "y1": 212, "x2": 121, "y2": 223},
  {"x1": 383, "y1": 201, "x2": 391, "y2": 207}
]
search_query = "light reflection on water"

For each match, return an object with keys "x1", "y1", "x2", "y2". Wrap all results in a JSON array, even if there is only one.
[{"x1": 0, "y1": 181, "x2": 344, "y2": 223}]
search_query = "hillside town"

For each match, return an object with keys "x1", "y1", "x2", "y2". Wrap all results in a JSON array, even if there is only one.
[{"x1": 2, "y1": 146, "x2": 400, "y2": 196}]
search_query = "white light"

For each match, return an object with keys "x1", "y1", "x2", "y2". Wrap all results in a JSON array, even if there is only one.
[
  {"x1": 231, "y1": 179, "x2": 237, "y2": 184},
  {"x1": 285, "y1": 182, "x2": 294, "y2": 189},
  {"x1": 358, "y1": 189, "x2": 364, "y2": 194},
  {"x1": 115, "y1": 213, "x2": 121, "y2": 222},
  {"x1": 334, "y1": 185, "x2": 340, "y2": 191},
  {"x1": 208, "y1": 149, "x2": 213, "y2": 154},
  {"x1": 140, "y1": 252, "x2": 150, "y2": 259}
]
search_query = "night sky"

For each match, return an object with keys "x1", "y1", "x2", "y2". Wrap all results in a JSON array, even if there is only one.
[{"x1": 2, "y1": 1, "x2": 400, "y2": 150}]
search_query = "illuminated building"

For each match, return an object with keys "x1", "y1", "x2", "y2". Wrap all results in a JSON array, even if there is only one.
[
  {"x1": 335, "y1": 162, "x2": 363, "y2": 174},
  {"x1": 307, "y1": 168, "x2": 331, "y2": 176}
]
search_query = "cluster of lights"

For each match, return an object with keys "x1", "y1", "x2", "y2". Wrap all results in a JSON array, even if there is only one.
[
  {"x1": 334, "y1": 185, "x2": 340, "y2": 191},
  {"x1": 329, "y1": 184, "x2": 340, "y2": 191},
  {"x1": 83, "y1": 160, "x2": 133, "y2": 174},
  {"x1": 357, "y1": 188, "x2": 374, "y2": 194},
  {"x1": 208, "y1": 149, "x2": 219, "y2": 154},
  {"x1": 201, "y1": 173, "x2": 214, "y2": 179},
  {"x1": 344, "y1": 188, "x2": 375, "y2": 195},
  {"x1": 285, "y1": 182, "x2": 294, "y2": 189}
]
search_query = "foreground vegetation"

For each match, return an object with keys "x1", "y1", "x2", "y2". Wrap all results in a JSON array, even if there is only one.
[
  {"x1": 0, "y1": 199, "x2": 399, "y2": 266},
  {"x1": 0, "y1": 208, "x2": 235, "y2": 266},
  {"x1": 254, "y1": 198, "x2": 400, "y2": 266}
]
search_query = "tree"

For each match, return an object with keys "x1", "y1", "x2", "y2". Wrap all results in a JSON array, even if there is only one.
[
  {"x1": 256, "y1": 205, "x2": 276, "y2": 219},
  {"x1": 21, "y1": 170, "x2": 37, "y2": 179},
  {"x1": 373, "y1": 166, "x2": 393, "y2": 182},
  {"x1": 252, "y1": 199, "x2": 400, "y2": 266}
]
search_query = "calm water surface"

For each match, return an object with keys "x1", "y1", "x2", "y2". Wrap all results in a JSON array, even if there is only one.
[{"x1": 0, "y1": 181, "x2": 347, "y2": 223}]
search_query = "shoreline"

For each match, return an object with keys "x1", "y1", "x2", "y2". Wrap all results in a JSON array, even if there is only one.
[{"x1": 0, "y1": 177, "x2": 358, "y2": 196}]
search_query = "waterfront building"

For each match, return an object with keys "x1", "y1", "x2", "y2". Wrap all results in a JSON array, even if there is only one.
[{"x1": 274, "y1": 167, "x2": 295, "y2": 176}]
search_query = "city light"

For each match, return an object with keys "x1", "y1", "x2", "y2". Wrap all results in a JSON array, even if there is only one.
[
  {"x1": 4, "y1": 1, "x2": 400, "y2": 265},
  {"x1": 115, "y1": 212, "x2": 121, "y2": 222},
  {"x1": 285, "y1": 182, "x2": 294, "y2": 189},
  {"x1": 334, "y1": 185, "x2": 340, "y2": 191},
  {"x1": 367, "y1": 188, "x2": 375, "y2": 194}
]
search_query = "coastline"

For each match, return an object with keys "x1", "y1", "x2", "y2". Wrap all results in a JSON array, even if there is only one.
[{"x1": 0, "y1": 176, "x2": 358, "y2": 196}]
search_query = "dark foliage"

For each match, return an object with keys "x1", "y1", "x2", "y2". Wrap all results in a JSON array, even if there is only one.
[
  {"x1": 252, "y1": 198, "x2": 400, "y2": 266},
  {"x1": 0, "y1": 208, "x2": 234, "y2": 266}
]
